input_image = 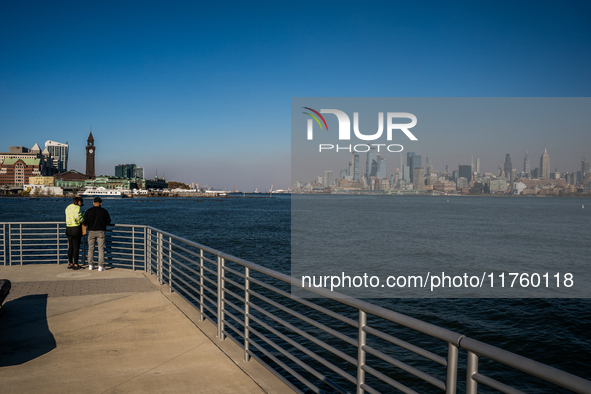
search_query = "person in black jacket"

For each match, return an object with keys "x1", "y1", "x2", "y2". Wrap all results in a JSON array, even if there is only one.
[{"x1": 84, "y1": 197, "x2": 111, "y2": 271}]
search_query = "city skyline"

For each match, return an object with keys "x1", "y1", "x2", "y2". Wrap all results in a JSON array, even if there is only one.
[{"x1": 2, "y1": 2, "x2": 591, "y2": 190}]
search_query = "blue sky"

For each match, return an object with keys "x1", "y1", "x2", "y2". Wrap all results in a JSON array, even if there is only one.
[{"x1": 1, "y1": 1, "x2": 590, "y2": 190}]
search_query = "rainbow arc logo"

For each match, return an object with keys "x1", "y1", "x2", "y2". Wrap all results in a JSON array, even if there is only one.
[{"x1": 302, "y1": 107, "x2": 329, "y2": 131}]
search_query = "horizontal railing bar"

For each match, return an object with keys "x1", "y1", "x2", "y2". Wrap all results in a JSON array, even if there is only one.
[
  {"x1": 170, "y1": 273, "x2": 202, "y2": 299},
  {"x1": 360, "y1": 383, "x2": 381, "y2": 394},
  {"x1": 201, "y1": 274, "x2": 218, "y2": 289},
  {"x1": 223, "y1": 277, "x2": 246, "y2": 292},
  {"x1": 170, "y1": 242, "x2": 218, "y2": 266},
  {"x1": 247, "y1": 302, "x2": 358, "y2": 366},
  {"x1": 248, "y1": 313, "x2": 357, "y2": 385},
  {"x1": 201, "y1": 302, "x2": 217, "y2": 319},
  {"x1": 472, "y1": 373, "x2": 525, "y2": 394},
  {"x1": 248, "y1": 325, "x2": 356, "y2": 391},
  {"x1": 460, "y1": 337, "x2": 591, "y2": 394},
  {"x1": 248, "y1": 289, "x2": 358, "y2": 347},
  {"x1": 246, "y1": 351, "x2": 305, "y2": 394},
  {"x1": 170, "y1": 258, "x2": 202, "y2": 279},
  {"x1": 363, "y1": 326, "x2": 447, "y2": 366},
  {"x1": 201, "y1": 292, "x2": 218, "y2": 309},
  {"x1": 249, "y1": 276, "x2": 358, "y2": 329},
  {"x1": 223, "y1": 288, "x2": 246, "y2": 305},
  {"x1": 223, "y1": 310, "x2": 245, "y2": 330},
  {"x1": 361, "y1": 364, "x2": 419, "y2": 394},
  {"x1": 223, "y1": 327, "x2": 244, "y2": 341},
  {"x1": 170, "y1": 249, "x2": 203, "y2": 268},
  {"x1": 223, "y1": 299, "x2": 245, "y2": 316},
  {"x1": 247, "y1": 339, "x2": 319, "y2": 394},
  {"x1": 222, "y1": 264, "x2": 246, "y2": 279},
  {"x1": 363, "y1": 344, "x2": 445, "y2": 390}
]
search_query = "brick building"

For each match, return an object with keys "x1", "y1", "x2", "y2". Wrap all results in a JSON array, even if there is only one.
[{"x1": 0, "y1": 158, "x2": 42, "y2": 186}]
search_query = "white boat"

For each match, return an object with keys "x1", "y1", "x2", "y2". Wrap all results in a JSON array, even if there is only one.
[{"x1": 80, "y1": 187, "x2": 124, "y2": 197}]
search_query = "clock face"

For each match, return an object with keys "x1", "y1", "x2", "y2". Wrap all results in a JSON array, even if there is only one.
[{"x1": 89, "y1": 149, "x2": 94, "y2": 154}]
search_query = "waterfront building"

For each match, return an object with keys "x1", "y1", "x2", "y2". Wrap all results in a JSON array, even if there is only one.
[
  {"x1": 28, "y1": 176, "x2": 55, "y2": 186},
  {"x1": 115, "y1": 164, "x2": 137, "y2": 179},
  {"x1": 86, "y1": 132, "x2": 96, "y2": 179},
  {"x1": 458, "y1": 165, "x2": 472, "y2": 182},
  {"x1": 413, "y1": 167, "x2": 425, "y2": 191},
  {"x1": 84, "y1": 175, "x2": 144, "y2": 190},
  {"x1": 410, "y1": 155, "x2": 421, "y2": 183},
  {"x1": 0, "y1": 158, "x2": 42, "y2": 186},
  {"x1": 513, "y1": 182, "x2": 527, "y2": 195},
  {"x1": 54, "y1": 170, "x2": 93, "y2": 191},
  {"x1": 45, "y1": 140, "x2": 69, "y2": 172},
  {"x1": 490, "y1": 177, "x2": 508, "y2": 193},
  {"x1": 136, "y1": 167, "x2": 145, "y2": 179},
  {"x1": 456, "y1": 177, "x2": 468, "y2": 189},
  {"x1": 539, "y1": 145, "x2": 550, "y2": 180},
  {"x1": 433, "y1": 181, "x2": 456, "y2": 193}
]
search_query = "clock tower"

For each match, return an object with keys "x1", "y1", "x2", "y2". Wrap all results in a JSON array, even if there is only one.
[{"x1": 86, "y1": 131, "x2": 96, "y2": 179}]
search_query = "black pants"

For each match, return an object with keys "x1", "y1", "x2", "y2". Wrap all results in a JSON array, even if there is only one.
[{"x1": 66, "y1": 226, "x2": 83, "y2": 265}]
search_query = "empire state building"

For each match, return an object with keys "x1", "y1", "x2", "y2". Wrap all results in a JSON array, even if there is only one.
[{"x1": 540, "y1": 145, "x2": 550, "y2": 180}]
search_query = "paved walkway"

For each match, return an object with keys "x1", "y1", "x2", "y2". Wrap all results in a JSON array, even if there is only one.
[{"x1": 0, "y1": 264, "x2": 293, "y2": 394}]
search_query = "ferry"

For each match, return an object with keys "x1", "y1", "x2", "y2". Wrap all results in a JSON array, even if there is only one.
[{"x1": 80, "y1": 187, "x2": 124, "y2": 197}]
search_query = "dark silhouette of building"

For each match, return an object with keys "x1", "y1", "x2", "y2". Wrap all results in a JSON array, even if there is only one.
[{"x1": 86, "y1": 132, "x2": 96, "y2": 179}]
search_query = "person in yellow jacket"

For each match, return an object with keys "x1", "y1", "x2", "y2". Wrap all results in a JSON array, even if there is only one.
[{"x1": 65, "y1": 196, "x2": 85, "y2": 269}]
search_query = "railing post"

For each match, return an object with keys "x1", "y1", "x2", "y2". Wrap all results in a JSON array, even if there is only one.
[
  {"x1": 19, "y1": 223, "x2": 22, "y2": 265},
  {"x1": 56, "y1": 223, "x2": 60, "y2": 264},
  {"x1": 466, "y1": 351, "x2": 478, "y2": 394},
  {"x1": 132, "y1": 226, "x2": 135, "y2": 271},
  {"x1": 82, "y1": 230, "x2": 86, "y2": 265},
  {"x1": 217, "y1": 255, "x2": 225, "y2": 340},
  {"x1": 158, "y1": 232, "x2": 163, "y2": 285},
  {"x1": 2, "y1": 223, "x2": 6, "y2": 266},
  {"x1": 199, "y1": 249, "x2": 204, "y2": 321},
  {"x1": 356, "y1": 309, "x2": 367, "y2": 394},
  {"x1": 8, "y1": 224, "x2": 12, "y2": 266},
  {"x1": 144, "y1": 227, "x2": 148, "y2": 273},
  {"x1": 168, "y1": 235, "x2": 172, "y2": 293},
  {"x1": 244, "y1": 267, "x2": 250, "y2": 361},
  {"x1": 446, "y1": 343, "x2": 459, "y2": 394}
]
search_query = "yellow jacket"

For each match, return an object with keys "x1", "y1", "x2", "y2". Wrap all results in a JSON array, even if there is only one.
[{"x1": 65, "y1": 204, "x2": 84, "y2": 227}]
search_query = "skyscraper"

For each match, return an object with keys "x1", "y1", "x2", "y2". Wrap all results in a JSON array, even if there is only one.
[
  {"x1": 115, "y1": 164, "x2": 137, "y2": 178},
  {"x1": 408, "y1": 154, "x2": 421, "y2": 183},
  {"x1": 45, "y1": 140, "x2": 69, "y2": 172},
  {"x1": 323, "y1": 171, "x2": 333, "y2": 187},
  {"x1": 378, "y1": 157, "x2": 387, "y2": 179},
  {"x1": 352, "y1": 153, "x2": 360, "y2": 181},
  {"x1": 476, "y1": 158, "x2": 480, "y2": 175},
  {"x1": 540, "y1": 145, "x2": 550, "y2": 180},
  {"x1": 503, "y1": 154, "x2": 512, "y2": 176},
  {"x1": 458, "y1": 165, "x2": 472, "y2": 182},
  {"x1": 523, "y1": 151, "x2": 530, "y2": 176},
  {"x1": 366, "y1": 148, "x2": 378, "y2": 178}
]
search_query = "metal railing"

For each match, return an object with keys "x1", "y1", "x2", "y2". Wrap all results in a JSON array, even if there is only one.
[{"x1": 1, "y1": 222, "x2": 590, "y2": 394}]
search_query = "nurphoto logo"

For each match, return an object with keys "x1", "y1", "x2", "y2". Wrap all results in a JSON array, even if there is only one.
[{"x1": 303, "y1": 107, "x2": 418, "y2": 153}]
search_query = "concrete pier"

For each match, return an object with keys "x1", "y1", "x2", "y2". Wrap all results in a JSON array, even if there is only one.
[{"x1": 0, "y1": 265, "x2": 294, "y2": 394}]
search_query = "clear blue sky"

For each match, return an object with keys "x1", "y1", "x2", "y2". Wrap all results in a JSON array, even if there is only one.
[{"x1": 1, "y1": 1, "x2": 590, "y2": 190}]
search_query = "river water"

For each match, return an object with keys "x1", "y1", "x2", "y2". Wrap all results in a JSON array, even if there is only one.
[{"x1": 1, "y1": 195, "x2": 589, "y2": 392}]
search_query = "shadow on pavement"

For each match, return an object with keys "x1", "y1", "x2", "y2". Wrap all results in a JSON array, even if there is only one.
[{"x1": 0, "y1": 294, "x2": 56, "y2": 367}]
